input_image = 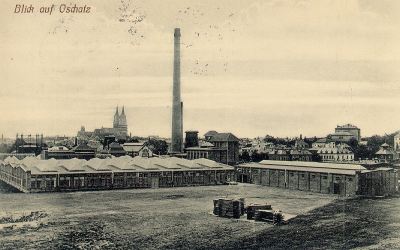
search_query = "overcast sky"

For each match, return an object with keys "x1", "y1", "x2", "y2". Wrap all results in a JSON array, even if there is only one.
[{"x1": 1, "y1": 0, "x2": 399, "y2": 138}]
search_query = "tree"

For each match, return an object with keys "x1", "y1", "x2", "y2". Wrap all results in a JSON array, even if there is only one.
[
  {"x1": 145, "y1": 139, "x2": 168, "y2": 155},
  {"x1": 0, "y1": 143, "x2": 13, "y2": 153},
  {"x1": 126, "y1": 137, "x2": 139, "y2": 143},
  {"x1": 348, "y1": 138, "x2": 359, "y2": 152},
  {"x1": 251, "y1": 151, "x2": 267, "y2": 162},
  {"x1": 353, "y1": 144, "x2": 374, "y2": 160},
  {"x1": 239, "y1": 151, "x2": 251, "y2": 162},
  {"x1": 311, "y1": 152, "x2": 322, "y2": 162}
]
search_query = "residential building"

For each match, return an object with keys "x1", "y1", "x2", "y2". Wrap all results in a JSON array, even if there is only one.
[
  {"x1": 333, "y1": 124, "x2": 361, "y2": 142},
  {"x1": 312, "y1": 138, "x2": 335, "y2": 148},
  {"x1": 123, "y1": 143, "x2": 153, "y2": 157},
  {"x1": 328, "y1": 131, "x2": 356, "y2": 143},
  {"x1": 375, "y1": 143, "x2": 398, "y2": 163},
  {"x1": 104, "y1": 142, "x2": 127, "y2": 157},
  {"x1": 268, "y1": 149, "x2": 312, "y2": 162},
  {"x1": 310, "y1": 141, "x2": 354, "y2": 162},
  {"x1": 41, "y1": 143, "x2": 96, "y2": 160},
  {"x1": 315, "y1": 147, "x2": 354, "y2": 162}
]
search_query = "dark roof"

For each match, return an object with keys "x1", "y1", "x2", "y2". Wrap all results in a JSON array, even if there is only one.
[
  {"x1": 72, "y1": 143, "x2": 95, "y2": 152},
  {"x1": 208, "y1": 133, "x2": 239, "y2": 142},
  {"x1": 109, "y1": 142, "x2": 124, "y2": 150},
  {"x1": 314, "y1": 138, "x2": 333, "y2": 143},
  {"x1": 336, "y1": 124, "x2": 359, "y2": 129},
  {"x1": 295, "y1": 140, "x2": 309, "y2": 147},
  {"x1": 204, "y1": 130, "x2": 218, "y2": 137}
]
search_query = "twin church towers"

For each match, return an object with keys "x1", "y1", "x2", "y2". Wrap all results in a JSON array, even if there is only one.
[{"x1": 113, "y1": 106, "x2": 128, "y2": 134}]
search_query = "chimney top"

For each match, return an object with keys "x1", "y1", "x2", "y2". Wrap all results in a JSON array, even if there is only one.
[{"x1": 174, "y1": 28, "x2": 181, "y2": 37}]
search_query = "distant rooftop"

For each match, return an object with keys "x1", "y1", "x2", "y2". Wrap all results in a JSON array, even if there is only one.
[
  {"x1": 208, "y1": 133, "x2": 239, "y2": 142},
  {"x1": 330, "y1": 131, "x2": 354, "y2": 136},
  {"x1": 238, "y1": 160, "x2": 367, "y2": 175},
  {"x1": 204, "y1": 130, "x2": 218, "y2": 137},
  {"x1": 336, "y1": 124, "x2": 359, "y2": 129}
]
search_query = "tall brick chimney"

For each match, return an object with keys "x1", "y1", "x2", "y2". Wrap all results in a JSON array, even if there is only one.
[{"x1": 171, "y1": 28, "x2": 183, "y2": 153}]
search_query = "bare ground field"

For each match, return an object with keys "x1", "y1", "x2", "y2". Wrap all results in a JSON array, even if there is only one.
[
  {"x1": 0, "y1": 183, "x2": 335, "y2": 249},
  {"x1": 224, "y1": 196, "x2": 400, "y2": 250}
]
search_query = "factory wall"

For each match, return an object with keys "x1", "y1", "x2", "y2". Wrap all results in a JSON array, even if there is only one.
[
  {"x1": 237, "y1": 166, "x2": 360, "y2": 196},
  {"x1": 357, "y1": 169, "x2": 398, "y2": 197}
]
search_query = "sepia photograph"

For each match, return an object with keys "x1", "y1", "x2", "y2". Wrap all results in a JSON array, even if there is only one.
[{"x1": 1, "y1": 0, "x2": 400, "y2": 249}]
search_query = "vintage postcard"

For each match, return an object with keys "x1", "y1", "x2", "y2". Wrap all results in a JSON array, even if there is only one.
[{"x1": 1, "y1": 0, "x2": 400, "y2": 249}]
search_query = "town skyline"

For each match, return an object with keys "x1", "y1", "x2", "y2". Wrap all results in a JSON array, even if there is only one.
[{"x1": 1, "y1": 0, "x2": 399, "y2": 139}]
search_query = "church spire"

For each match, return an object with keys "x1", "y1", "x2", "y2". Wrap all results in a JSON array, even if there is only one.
[
  {"x1": 118, "y1": 105, "x2": 127, "y2": 131},
  {"x1": 113, "y1": 106, "x2": 120, "y2": 128}
]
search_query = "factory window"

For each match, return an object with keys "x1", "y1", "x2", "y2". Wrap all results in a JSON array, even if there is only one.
[
  {"x1": 311, "y1": 174, "x2": 316, "y2": 178},
  {"x1": 301, "y1": 174, "x2": 305, "y2": 178},
  {"x1": 290, "y1": 173, "x2": 294, "y2": 177},
  {"x1": 348, "y1": 177, "x2": 353, "y2": 181},
  {"x1": 322, "y1": 176, "x2": 328, "y2": 180},
  {"x1": 335, "y1": 177, "x2": 341, "y2": 181}
]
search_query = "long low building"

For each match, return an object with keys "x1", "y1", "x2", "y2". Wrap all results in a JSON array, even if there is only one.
[
  {"x1": 0, "y1": 156, "x2": 235, "y2": 193},
  {"x1": 236, "y1": 160, "x2": 397, "y2": 197}
]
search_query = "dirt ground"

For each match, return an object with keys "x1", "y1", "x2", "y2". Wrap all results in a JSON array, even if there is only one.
[
  {"x1": 0, "y1": 183, "x2": 335, "y2": 249},
  {"x1": 226, "y1": 196, "x2": 400, "y2": 250}
]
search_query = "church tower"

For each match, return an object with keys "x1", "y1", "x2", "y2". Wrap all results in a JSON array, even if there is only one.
[
  {"x1": 118, "y1": 106, "x2": 128, "y2": 133},
  {"x1": 113, "y1": 106, "x2": 120, "y2": 128}
]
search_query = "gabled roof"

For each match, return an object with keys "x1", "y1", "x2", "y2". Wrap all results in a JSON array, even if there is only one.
[
  {"x1": 1, "y1": 156, "x2": 234, "y2": 174},
  {"x1": 108, "y1": 142, "x2": 125, "y2": 153},
  {"x1": 208, "y1": 133, "x2": 239, "y2": 142},
  {"x1": 314, "y1": 138, "x2": 333, "y2": 143},
  {"x1": 204, "y1": 130, "x2": 218, "y2": 137},
  {"x1": 48, "y1": 146, "x2": 69, "y2": 152},
  {"x1": 375, "y1": 148, "x2": 395, "y2": 155},
  {"x1": 295, "y1": 140, "x2": 309, "y2": 147},
  {"x1": 122, "y1": 143, "x2": 145, "y2": 152},
  {"x1": 72, "y1": 143, "x2": 95, "y2": 152}
]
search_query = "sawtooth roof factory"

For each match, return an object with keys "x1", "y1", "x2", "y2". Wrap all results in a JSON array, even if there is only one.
[{"x1": 0, "y1": 156, "x2": 235, "y2": 193}]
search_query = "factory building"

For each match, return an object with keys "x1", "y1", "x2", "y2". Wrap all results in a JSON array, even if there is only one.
[
  {"x1": 0, "y1": 156, "x2": 234, "y2": 193},
  {"x1": 186, "y1": 131, "x2": 240, "y2": 165},
  {"x1": 236, "y1": 160, "x2": 397, "y2": 197}
]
